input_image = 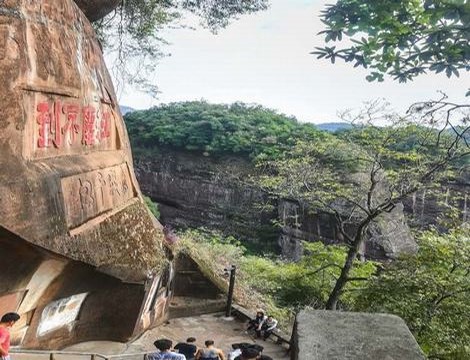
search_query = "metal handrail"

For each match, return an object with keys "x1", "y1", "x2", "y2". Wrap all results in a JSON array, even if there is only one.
[{"x1": 10, "y1": 348, "x2": 150, "y2": 359}]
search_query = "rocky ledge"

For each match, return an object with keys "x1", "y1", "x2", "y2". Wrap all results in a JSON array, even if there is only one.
[{"x1": 73, "y1": 0, "x2": 120, "y2": 21}]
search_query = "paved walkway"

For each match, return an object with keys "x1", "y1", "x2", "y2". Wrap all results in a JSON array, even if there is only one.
[
  {"x1": 129, "y1": 313, "x2": 289, "y2": 359},
  {"x1": 12, "y1": 313, "x2": 289, "y2": 359}
]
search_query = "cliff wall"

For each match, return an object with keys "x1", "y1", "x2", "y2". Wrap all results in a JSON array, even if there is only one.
[
  {"x1": 135, "y1": 148, "x2": 417, "y2": 260},
  {"x1": 403, "y1": 172, "x2": 469, "y2": 227}
]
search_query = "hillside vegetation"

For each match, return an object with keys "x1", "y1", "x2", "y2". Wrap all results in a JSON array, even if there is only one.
[
  {"x1": 125, "y1": 101, "x2": 330, "y2": 161},
  {"x1": 176, "y1": 227, "x2": 470, "y2": 359},
  {"x1": 129, "y1": 101, "x2": 470, "y2": 359}
]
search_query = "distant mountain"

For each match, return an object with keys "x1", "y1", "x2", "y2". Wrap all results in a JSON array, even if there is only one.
[
  {"x1": 120, "y1": 105, "x2": 135, "y2": 115},
  {"x1": 316, "y1": 122, "x2": 352, "y2": 132}
]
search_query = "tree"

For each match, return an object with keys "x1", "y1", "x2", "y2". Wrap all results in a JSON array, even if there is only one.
[
  {"x1": 242, "y1": 241, "x2": 377, "y2": 310},
  {"x1": 91, "y1": 0, "x2": 269, "y2": 93},
  {"x1": 259, "y1": 96, "x2": 470, "y2": 310},
  {"x1": 356, "y1": 226, "x2": 470, "y2": 359},
  {"x1": 313, "y1": 0, "x2": 470, "y2": 83}
]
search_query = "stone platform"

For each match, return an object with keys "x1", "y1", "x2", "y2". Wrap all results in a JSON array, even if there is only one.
[
  {"x1": 11, "y1": 313, "x2": 289, "y2": 359},
  {"x1": 127, "y1": 313, "x2": 289, "y2": 359},
  {"x1": 292, "y1": 310, "x2": 425, "y2": 360}
]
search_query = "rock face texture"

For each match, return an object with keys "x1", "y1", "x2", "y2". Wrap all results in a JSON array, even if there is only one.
[
  {"x1": 0, "y1": 0, "x2": 165, "y2": 283},
  {"x1": 403, "y1": 171, "x2": 469, "y2": 228},
  {"x1": 135, "y1": 150, "x2": 277, "y2": 250},
  {"x1": 134, "y1": 149, "x2": 417, "y2": 260},
  {"x1": 291, "y1": 310, "x2": 425, "y2": 360},
  {"x1": 0, "y1": 0, "x2": 172, "y2": 348}
]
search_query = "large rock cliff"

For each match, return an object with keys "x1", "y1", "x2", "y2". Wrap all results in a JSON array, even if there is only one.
[
  {"x1": 0, "y1": 0, "x2": 172, "y2": 348},
  {"x1": 0, "y1": 0, "x2": 166, "y2": 282},
  {"x1": 135, "y1": 148, "x2": 417, "y2": 260}
]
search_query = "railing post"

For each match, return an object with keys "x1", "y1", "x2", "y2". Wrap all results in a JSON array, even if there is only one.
[{"x1": 225, "y1": 265, "x2": 236, "y2": 317}]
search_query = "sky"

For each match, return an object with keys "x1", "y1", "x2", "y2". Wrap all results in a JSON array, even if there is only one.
[{"x1": 113, "y1": 0, "x2": 469, "y2": 124}]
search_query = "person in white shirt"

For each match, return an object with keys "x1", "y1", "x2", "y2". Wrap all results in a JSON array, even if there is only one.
[
  {"x1": 227, "y1": 343, "x2": 242, "y2": 360},
  {"x1": 261, "y1": 316, "x2": 278, "y2": 340},
  {"x1": 148, "y1": 339, "x2": 186, "y2": 360}
]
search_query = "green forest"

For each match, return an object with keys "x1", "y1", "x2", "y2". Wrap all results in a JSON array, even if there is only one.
[
  {"x1": 126, "y1": 100, "x2": 470, "y2": 359},
  {"x1": 124, "y1": 101, "x2": 328, "y2": 161}
]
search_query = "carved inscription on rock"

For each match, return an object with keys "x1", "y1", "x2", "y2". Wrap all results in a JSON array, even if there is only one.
[
  {"x1": 26, "y1": 94, "x2": 117, "y2": 159},
  {"x1": 62, "y1": 163, "x2": 136, "y2": 229}
]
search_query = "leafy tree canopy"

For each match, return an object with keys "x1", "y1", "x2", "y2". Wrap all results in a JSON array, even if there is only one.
[
  {"x1": 124, "y1": 101, "x2": 328, "y2": 160},
  {"x1": 258, "y1": 97, "x2": 469, "y2": 310},
  {"x1": 314, "y1": 0, "x2": 470, "y2": 83},
  {"x1": 242, "y1": 241, "x2": 377, "y2": 309},
  {"x1": 357, "y1": 226, "x2": 470, "y2": 359},
  {"x1": 178, "y1": 226, "x2": 470, "y2": 359}
]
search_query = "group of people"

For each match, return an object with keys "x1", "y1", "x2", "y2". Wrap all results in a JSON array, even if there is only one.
[
  {"x1": 0, "y1": 310, "x2": 279, "y2": 360},
  {"x1": 148, "y1": 311, "x2": 278, "y2": 360},
  {"x1": 246, "y1": 312, "x2": 278, "y2": 341},
  {"x1": 148, "y1": 338, "x2": 273, "y2": 360}
]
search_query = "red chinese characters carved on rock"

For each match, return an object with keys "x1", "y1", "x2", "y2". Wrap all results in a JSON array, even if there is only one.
[{"x1": 36, "y1": 101, "x2": 112, "y2": 149}]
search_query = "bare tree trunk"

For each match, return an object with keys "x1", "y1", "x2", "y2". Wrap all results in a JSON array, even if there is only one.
[{"x1": 325, "y1": 217, "x2": 373, "y2": 310}]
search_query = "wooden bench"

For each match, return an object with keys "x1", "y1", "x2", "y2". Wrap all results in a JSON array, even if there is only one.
[{"x1": 231, "y1": 304, "x2": 292, "y2": 347}]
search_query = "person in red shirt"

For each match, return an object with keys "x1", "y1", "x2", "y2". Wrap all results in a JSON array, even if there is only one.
[{"x1": 0, "y1": 313, "x2": 20, "y2": 360}]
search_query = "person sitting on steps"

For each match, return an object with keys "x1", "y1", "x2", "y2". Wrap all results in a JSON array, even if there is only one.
[
  {"x1": 246, "y1": 311, "x2": 266, "y2": 337},
  {"x1": 260, "y1": 315, "x2": 278, "y2": 341}
]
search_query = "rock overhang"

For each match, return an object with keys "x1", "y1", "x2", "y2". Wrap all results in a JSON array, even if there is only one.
[
  {"x1": 73, "y1": 0, "x2": 120, "y2": 22},
  {"x1": 0, "y1": 0, "x2": 166, "y2": 283}
]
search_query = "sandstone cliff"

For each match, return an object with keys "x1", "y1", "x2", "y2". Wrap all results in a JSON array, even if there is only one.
[
  {"x1": 134, "y1": 148, "x2": 417, "y2": 260},
  {"x1": 0, "y1": 0, "x2": 166, "y2": 283},
  {"x1": 0, "y1": 1, "x2": 172, "y2": 347}
]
